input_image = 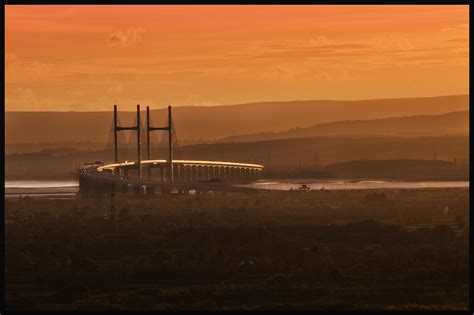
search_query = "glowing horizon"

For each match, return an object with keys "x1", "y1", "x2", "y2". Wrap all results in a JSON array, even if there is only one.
[{"x1": 5, "y1": 5, "x2": 469, "y2": 111}]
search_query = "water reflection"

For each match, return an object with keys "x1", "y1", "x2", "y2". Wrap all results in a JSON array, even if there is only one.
[
  {"x1": 238, "y1": 179, "x2": 469, "y2": 190},
  {"x1": 4, "y1": 179, "x2": 469, "y2": 198},
  {"x1": 5, "y1": 180, "x2": 79, "y2": 188}
]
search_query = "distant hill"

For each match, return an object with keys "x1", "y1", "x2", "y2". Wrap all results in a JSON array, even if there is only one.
[
  {"x1": 5, "y1": 94, "x2": 469, "y2": 144},
  {"x1": 216, "y1": 111, "x2": 469, "y2": 142},
  {"x1": 178, "y1": 134, "x2": 469, "y2": 167},
  {"x1": 6, "y1": 134, "x2": 468, "y2": 180}
]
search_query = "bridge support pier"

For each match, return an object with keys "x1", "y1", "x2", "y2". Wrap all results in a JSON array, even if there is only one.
[
  {"x1": 92, "y1": 181, "x2": 109, "y2": 197},
  {"x1": 161, "y1": 187, "x2": 171, "y2": 195},
  {"x1": 176, "y1": 165, "x2": 181, "y2": 182},
  {"x1": 79, "y1": 176, "x2": 89, "y2": 198},
  {"x1": 133, "y1": 185, "x2": 141, "y2": 195},
  {"x1": 146, "y1": 186, "x2": 155, "y2": 195},
  {"x1": 182, "y1": 165, "x2": 187, "y2": 182},
  {"x1": 160, "y1": 167, "x2": 165, "y2": 182},
  {"x1": 120, "y1": 184, "x2": 128, "y2": 195}
]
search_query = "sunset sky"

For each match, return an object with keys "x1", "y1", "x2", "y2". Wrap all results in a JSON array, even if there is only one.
[{"x1": 5, "y1": 5, "x2": 469, "y2": 111}]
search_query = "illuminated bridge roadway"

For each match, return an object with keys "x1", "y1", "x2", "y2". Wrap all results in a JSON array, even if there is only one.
[{"x1": 78, "y1": 159, "x2": 266, "y2": 197}]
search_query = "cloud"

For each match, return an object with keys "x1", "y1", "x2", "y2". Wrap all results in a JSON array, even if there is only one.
[
  {"x1": 5, "y1": 87, "x2": 46, "y2": 111},
  {"x1": 106, "y1": 84, "x2": 123, "y2": 95},
  {"x1": 183, "y1": 94, "x2": 219, "y2": 107},
  {"x1": 441, "y1": 24, "x2": 469, "y2": 33},
  {"x1": 67, "y1": 90, "x2": 85, "y2": 98},
  {"x1": 108, "y1": 27, "x2": 145, "y2": 46},
  {"x1": 5, "y1": 52, "x2": 17, "y2": 63},
  {"x1": 372, "y1": 35, "x2": 414, "y2": 51},
  {"x1": 5, "y1": 54, "x2": 57, "y2": 84},
  {"x1": 309, "y1": 36, "x2": 334, "y2": 46},
  {"x1": 261, "y1": 66, "x2": 295, "y2": 80},
  {"x1": 445, "y1": 38, "x2": 468, "y2": 43}
]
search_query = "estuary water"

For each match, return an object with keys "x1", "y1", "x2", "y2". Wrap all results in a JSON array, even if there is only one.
[
  {"x1": 4, "y1": 178, "x2": 469, "y2": 198},
  {"x1": 5, "y1": 180, "x2": 79, "y2": 198},
  {"x1": 237, "y1": 179, "x2": 469, "y2": 191}
]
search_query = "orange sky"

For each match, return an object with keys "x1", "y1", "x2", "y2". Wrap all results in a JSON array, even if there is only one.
[{"x1": 5, "y1": 5, "x2": 469, "y2": 111}]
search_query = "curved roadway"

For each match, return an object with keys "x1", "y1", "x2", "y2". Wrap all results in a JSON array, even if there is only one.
[
  {"x1": 97, "y1": 159, "x2": 264, "y2": 172},
  {"x1": 79, "y1": 159, "x2": 267, "y2": 194}
]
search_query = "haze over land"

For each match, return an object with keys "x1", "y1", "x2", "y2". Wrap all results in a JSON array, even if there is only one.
[
  {"x1": 5, "y1": 94, "x2": 469, "y2": 145},
  {"x1": 217, "y1": 110, "x2": 468, "y2": 143},
  {"x1": 6, "y1": 134, "x2": 468, "y2": 180},
  {"x1": 5, "y1": 94, "x2": 469, "y2": 181}
]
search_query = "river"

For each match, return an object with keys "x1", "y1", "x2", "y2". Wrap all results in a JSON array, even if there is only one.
[
  {"x1": 237, "y1": 179, "x2": 469, "y2": 191},
  {"x1": 4, "y1": 178, "x2": 469, "y2": 198},
  {"x1": 5, "y1": 180, "x2": 79, "y2": 198}
]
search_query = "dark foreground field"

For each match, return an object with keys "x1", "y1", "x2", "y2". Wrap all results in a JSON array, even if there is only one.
[{"x1": 5, "y1": 188, "x2": 469, "y2": 310}]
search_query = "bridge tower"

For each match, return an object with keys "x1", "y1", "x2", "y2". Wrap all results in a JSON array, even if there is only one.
[
  {"x1": 114, "y1": 104, "x2": 142, "y2": 179},
  {"x1": 146, "y1": 105, "x2": 173, "y2": 183}
]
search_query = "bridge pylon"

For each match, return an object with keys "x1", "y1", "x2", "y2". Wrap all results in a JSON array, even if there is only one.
[
  {"x1": 146, "y1": 105, "x2": 173, "y2": 183},
  {"x1": 114, "y1": 104, "x2": 142, "y2": 180}
]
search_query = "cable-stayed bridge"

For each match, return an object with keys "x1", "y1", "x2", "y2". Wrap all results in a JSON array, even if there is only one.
[{"x1": 78, "y1": 105, "x2": 264, "y2": 197}]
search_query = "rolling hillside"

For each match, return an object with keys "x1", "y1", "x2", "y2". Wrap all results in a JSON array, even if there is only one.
[
  {"x1": 5, "y1": 94, "x2": 469, "y2": 144},
  {"x1": 216, "y1": 111, "x2": 469, "y2": 142}
]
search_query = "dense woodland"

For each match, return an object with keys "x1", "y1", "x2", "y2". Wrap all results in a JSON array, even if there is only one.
[{"x1": 5, "y1": 188, "x2": 468, "y2": 310}]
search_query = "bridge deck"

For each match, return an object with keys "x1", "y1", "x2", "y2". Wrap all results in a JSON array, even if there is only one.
[
  {"x1": 78, "y1": 170, "x2": 269, "y2": 193},
  {"x1": 97, "y1": 159, "x2": 264, "y2": 171}
]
